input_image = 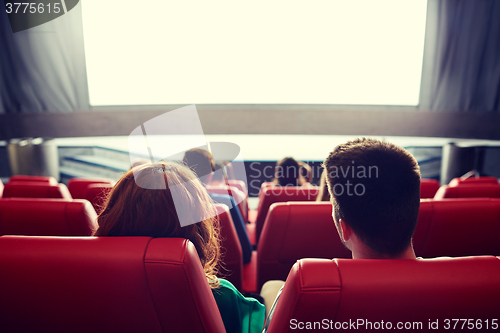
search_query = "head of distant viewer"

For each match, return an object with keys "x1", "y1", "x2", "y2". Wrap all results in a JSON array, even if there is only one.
[
  {"x1": 273, "y1": 157, "x2": 306, "y2": 186},
  {"x1": 183, "y1": 148, "x2": 215, "y2": 184},
  {"x1": 94, "y1": 162, "x2": 220, "y2": 288},
  {"x1": 323, "y1": 138, "x2": 421, "y2": 259}
]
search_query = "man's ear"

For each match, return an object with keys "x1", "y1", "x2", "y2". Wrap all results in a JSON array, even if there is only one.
[{"x1": 339, "y1": 219, "x2": 352, "y2": 242}]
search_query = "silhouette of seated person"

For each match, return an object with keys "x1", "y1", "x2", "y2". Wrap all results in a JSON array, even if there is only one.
[{"x1": 271, "y1": 157, "x2": 310, "y2": 186}]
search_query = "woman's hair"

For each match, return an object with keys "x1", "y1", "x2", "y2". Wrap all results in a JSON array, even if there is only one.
[
  {"x1": 94, "y1": 162, "x2": 221, "y2": 289},
  {"x1": 273, "y1": 157, "x2": 307, "y2": 186}
]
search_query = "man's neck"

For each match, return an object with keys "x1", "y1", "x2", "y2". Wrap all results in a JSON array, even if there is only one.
[{"x1": 351, "y1": 244, "x2": 417, "y2": 259}]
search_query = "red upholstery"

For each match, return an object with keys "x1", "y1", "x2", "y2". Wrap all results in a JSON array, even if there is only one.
[
  {"x1": 420, "y1": 179, "x2": 440, "y2": 199},
  {"x1": 449, "y1": 176, "x2": 499, "y2": 187},
  {"x1": 434, "y1": 184, "x2": 500, "y2": 199},
  {"x1": 267, "y1": 256, "x2": 500, "y2": 333},
  {"x1": 0, "y1": 236, "x2": 225, "y2": 333},
  {"x1": 255, "y1": 186, "x2": 319, "y2": 242},
  {"x1": 3, "y1": 181, "x2": 72, "y2": 199},
  {"x1": 413, "y1": 198, "x2": 500, "y2": 257},
  {"x1": 0, "y1": 198, "x2": 97, "y2": 236},
  {"x1": 207, "y1": 185, "x2": 248, "y2": 222},
  {"x1": 215, "y1": 204, "x2": 243, "y2": 290},
  {"x1": 67, "y1": 178, "x2": 113, "y2": 200},
  {"x1": 227, "y1": 180, "x2": 248, "y2": 197},
  {"x1": 257, "y1": 202, "x2": 351, "y2": 290},
  {"x1": 85, "y1": 183, "x2": 113, "y2": 214},
  {"x1": 9, "y1": 175, "x2": 58, "y2": 185}
]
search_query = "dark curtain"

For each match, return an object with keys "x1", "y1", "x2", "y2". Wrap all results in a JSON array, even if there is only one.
[
  {"x1": 420, "y1": 0, "x2": 500, "y2": 112},
  {"x1": 0, "y1": 2, "x2": 89, "y2": 114}
]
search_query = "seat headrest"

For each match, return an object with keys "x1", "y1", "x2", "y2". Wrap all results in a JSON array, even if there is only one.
[
  {"x1": 67, "y1": 178, "x2": 114, "y2": 200},
  {"x1": 267, "y1": 256, "x2": 500, "y2": 332},
  {"x1": 0, "y1": 198, "x2": 98, "y2": 236},
  {"x1": 9, "y1": 175, "x2": 58, "y2": 185},
  {"x1": 434, "y1": 184, "x2": 500, "y2": 199},
  {"x1": 449, "y1": 176, "x2": 499, "y2": 187},
  {"x1": 413, "y1": 198, "x2": 500, "y2": 257},
  {"x1": 0, "y1": 236, "x2": 225, "y2": 333},
  {"x1": 3, "y1": 182, "x2": 72, "y2": 199}
]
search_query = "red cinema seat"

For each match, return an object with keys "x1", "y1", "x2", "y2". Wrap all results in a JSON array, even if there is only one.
[
  {"x1": 0, "y1": 198, "x2": 97, "y2": 236},
  {"x1": 207, "y1": 185, "x2": 248, "y2": 222},
  {"x1": 85, "y1": 183, "x2": 113, "y2": 214},
  {"x1": 449, "y1": 176, "x2": 499, "y2": 187},
  {"x1": 256, "y1": 202, "x2": 351, "y2": 291},
  {"x1": 67, "y1": 178, "x2": 113, "y2": 200},
  {"x1": 0, "y1": 236, "x2": 225, "y2": 333},
  {"x1": 3, "y1": 181, "x2": 72, "y2": 199},
  {"x1": 266, "y1": 256, "x2": 500, "y2": 333},
  {"x1": 420, "y1": 179, "x2": 440, "y2": 199},
  {"x1": 9, "y1": 175, "x2": 58, "y2": 185},
  {"x1": 255, "y1": 186, "x2": 319, "y2": 243},
  {"x1": 215, "y1": 204, "x2": 243, "y2": 290},
  {"x1": 434, "y1": 184, "x2": 500, "y2": 199},
  {"x1": 413, "y1": 199, "x2": 500, "y2": 258},
  {"x1": 227, "y1": 180, "x2": 248, "y2": 197}
]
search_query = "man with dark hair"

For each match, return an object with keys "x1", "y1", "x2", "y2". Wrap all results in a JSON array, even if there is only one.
[
  {"x1": 183, "y1": 148, "x2": 253, "y2": 264},
  {"x1": 262, "y1": 138, "x2": 421, "y2": 331},
  {"x1": 324, "y1": 137, "x2": 420, "y2": 259}
]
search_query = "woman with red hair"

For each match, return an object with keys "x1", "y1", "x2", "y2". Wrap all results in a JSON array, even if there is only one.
[{"x1": 94, "y1": 162, "x2": 265, "y2": 333}]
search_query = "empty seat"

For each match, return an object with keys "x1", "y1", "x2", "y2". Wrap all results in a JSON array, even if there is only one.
[
  {"x1": 67, "y1": 178, "x2": 114, "y2": 200},
  {"x1": 434, "y1": 184, "x2": 500, "y2": 199},
  {"x1": 0, "y1": 236, "x2": 225, "y2": 333},
  {"x1": 257, "y1": 202, "x2": 351, "y2": 291},
  {"x1": 449, "y1": 176, "x2": 499, "y2": 187},
  {"x1": 413, "y1": 198, "x2": 500, "y2": 257},
  {"x1": 9, "y1": 175, "x2": 58, "y2": 185},
  {"x1": 420, "y1": 178, "x2": 440, "y2": 199},
  {"x1": 0, "y1": 198, "x2": 97, "y2": 236},
  {"x1": 255, "y1": 186, "x2": 319, "y2": 242},
  {"x1": 85, "y1": 183, "x2": 113, "y2": 214},
  {"x1": 266, "y1": 256, "x2": 500, "y2": 333},
  {"x1": 215, "y1": 204, "x2": 243, "y2": 290},
  {"x1": 3, "y1": 181, "x2": 72, "y2": 199}
]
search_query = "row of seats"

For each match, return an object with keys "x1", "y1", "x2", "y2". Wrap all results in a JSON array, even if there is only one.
[
  {"x1": 3, "y1": 196, "x2": 499, "y2": 293},
  {"x1": 0, "y1": 235, "x2": 498, "y2": 332}
]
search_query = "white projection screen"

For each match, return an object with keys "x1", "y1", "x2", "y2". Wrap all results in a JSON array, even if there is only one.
[{"x1": 81, "y1": 0, "x2": 428, "y2": 106}]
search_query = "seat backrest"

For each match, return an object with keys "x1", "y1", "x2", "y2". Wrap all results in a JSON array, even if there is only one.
[
  {"x1": 413, "y1": 198, "x2": 500, "y2": 257},
  {"x1": 434, "y1": 184, "x2": 500, "y2": 199},
  {"x1": 215, "y1": 204, "x2": 243, "y2": 290},
  {"x1": 9, "y1": 175, "x2": 58, "y2": 185},
  {"x1": 255, "y1": 186, "x2": 319, "y2": 242},
  {"x1": 257, "y1": 202, "x2": 351, "y2": 290},
  {"x1": 3, "y1": 181, "x2": 72, "y2": 199},
  {"x1": 67, "y1": 178, "x2": 113, "y2": 199},
  {"x1": 420, "y1": 179, "x2": 440, "y2": 199},
  {"x1": 0, "y1": 236, "x2": 226, "y2": 333},
  {"x1": 267, "y1": 256, "x2": 500, "y2": 333},
  {"x1": 449, "y1": 176, "x2": 499, "y2": 187},
  {"x1": 0, "y1": 198, "x2": 98, "y2": 236},
  {"x1": 85, "y1": 183, "x2": 114, "y2": 214},
  {"x1": 207, "y1": 185, "x2": 248, "y2": 222},
  {"x1": 227, "y1": 180, "x2": 248, "y2": 197}
]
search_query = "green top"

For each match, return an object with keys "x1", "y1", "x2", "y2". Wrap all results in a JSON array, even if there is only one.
[{"x1": 212, "y1": 279, "x2": 265, "y2": 333}]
